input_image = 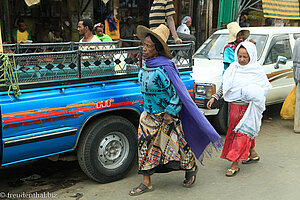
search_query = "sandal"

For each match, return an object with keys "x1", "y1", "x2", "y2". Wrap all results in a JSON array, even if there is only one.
[
  {"x1": 225, "y1": 168, "x2": 240, "y2": 177},
  {"x1": 183, "y1": 165, "x2": 198, "y2": 188},
  {"x1": 129, "y1": 183, "x2": 154, "y2": 196},
  {"x1": 242, "y1": 156, "x2": 260, "y2": 164}
]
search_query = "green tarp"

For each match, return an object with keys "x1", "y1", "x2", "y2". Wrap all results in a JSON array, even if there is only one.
[{"x1": 217, "y1": 0, "x2": 239, "y2": 29}]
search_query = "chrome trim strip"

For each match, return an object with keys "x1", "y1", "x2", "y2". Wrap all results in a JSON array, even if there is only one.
[{"x1": 4, "y1": 128, "x2": 78, "y2": 147}]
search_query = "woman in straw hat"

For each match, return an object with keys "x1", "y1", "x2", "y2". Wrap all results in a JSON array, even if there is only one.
[
  {"x1": 129, "y1": 24, "x2": 223, "y2": 196},
  {"x1": 223, "y1": 22, "x2": 250, "y2": 72},
  {"x1": 207, "y1": 42, "x2": 271, "y2": 176}
]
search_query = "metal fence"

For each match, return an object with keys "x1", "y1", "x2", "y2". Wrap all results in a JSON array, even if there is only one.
[
  {"x1": 2, "y1": 39, "x2": 144, "y2": 54},
  {"x1": 5, "y1": 43, "x2": 194, "y2": 85},
  {"x1": 3, "y1": 41, "x2": 122, "y2": 54}
]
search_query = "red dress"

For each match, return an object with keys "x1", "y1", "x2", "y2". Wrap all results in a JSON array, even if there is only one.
[{"x1": 220, "y1": 103, "x2": 255, "y2": 162}]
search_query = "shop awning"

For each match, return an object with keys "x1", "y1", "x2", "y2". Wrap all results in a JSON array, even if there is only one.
[{"x1": 262, "y1": 0, "x2": 300, "y2": 19}]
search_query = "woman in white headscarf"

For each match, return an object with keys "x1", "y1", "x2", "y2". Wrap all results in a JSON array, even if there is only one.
[
  {"x1": 207, "y1": 41, "x2": 272, "y2": 177},
  {"x1": 177, "y1": 16, "x2": 192, "y2": 35}
]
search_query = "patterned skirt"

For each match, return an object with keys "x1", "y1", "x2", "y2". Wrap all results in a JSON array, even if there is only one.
[
  {"x1": 220, "y1": 103, "x2": 255, "y2": 162},
  {"x1": 138, "y1": 111, "x2": 195, "y2": 175}
]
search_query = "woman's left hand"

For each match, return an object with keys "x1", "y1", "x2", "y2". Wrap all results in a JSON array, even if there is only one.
[{"x1": 163, "y1": 113, "x2": 173, "y2": 124}]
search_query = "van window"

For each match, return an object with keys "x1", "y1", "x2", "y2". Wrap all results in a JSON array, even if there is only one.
[
  {"x1": 264, "y1": 38, "x2": 292, "y2": 65},
  {"x1": 194, "y1": 34, "x2": 228, "y2": 59},
  {"x1": 248, "y1": 34, "x2": 268, "y2": 60},
  {"x1": 194, "y1": 34, "x2": 267, "y2": 60}
]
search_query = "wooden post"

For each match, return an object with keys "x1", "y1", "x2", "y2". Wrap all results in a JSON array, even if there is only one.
[
  {"x1": 205, "y1": 0, "x2": 209, "y2": 38},
  {"x1": 0, "y1": 26, "x2": 3, "y2": 53},
  {"x1": 208, "y1": 0, "x2": 213, "y2": 37},
  {"x1": 294, "y1": 83, "x2": 300, "y2": 133}
]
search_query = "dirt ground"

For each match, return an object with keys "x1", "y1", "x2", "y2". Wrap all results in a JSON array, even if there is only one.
[{"x1": 1, "y1": 103, "x2": 300, "y2": 200}]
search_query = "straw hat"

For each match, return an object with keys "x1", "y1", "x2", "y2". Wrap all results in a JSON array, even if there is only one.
[
  {"x1": 227, "y1": 22, "x2": 250, "y2": 43},
  {"x1": 136, "y1": 24, "x2": 172, "y2": 59}
]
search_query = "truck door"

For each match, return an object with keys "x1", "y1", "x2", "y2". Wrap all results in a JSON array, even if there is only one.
[
  {"x1": 263, "y1": 34, "x2": 294, "y2": 103},
  {"x1": 0, "y1": 92, "x2": 81, "y2": 166}
]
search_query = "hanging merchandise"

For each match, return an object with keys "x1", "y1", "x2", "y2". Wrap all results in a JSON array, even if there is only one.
[
  {"x1": 102, "y1": 0, "x2": 110, "y2": 5},
  {"x1": 24, "y1": 0, "x2": 40, "y2": 7},
  {"x1": 105, "y1": 14, "x2": 120, "y2": 40}
]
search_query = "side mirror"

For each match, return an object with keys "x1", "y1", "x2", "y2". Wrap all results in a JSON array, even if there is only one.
[{"x1": 275, "y1": 56, "x2": 287, "y2": 69}]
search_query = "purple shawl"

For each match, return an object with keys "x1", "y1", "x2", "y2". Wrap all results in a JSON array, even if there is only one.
[{"x1": 145, "y1": 56, "x2": 223, "y2": 162}]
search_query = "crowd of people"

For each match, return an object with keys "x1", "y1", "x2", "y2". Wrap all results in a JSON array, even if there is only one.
[{"x1": 12, "y1": 1, "x2": 196, "y2": 45}]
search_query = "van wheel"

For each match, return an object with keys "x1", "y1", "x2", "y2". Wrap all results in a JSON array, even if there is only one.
[
  {"x1": 77, "y1": 116, "x2": 137, "y2": 183},
  {"x1": 214, "y1": 102, "x2": 229, "y2": 135}
]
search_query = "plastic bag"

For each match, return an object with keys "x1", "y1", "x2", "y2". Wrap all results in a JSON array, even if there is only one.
[{"x1": 280, "y1": 85, "x2": 296, "y2": 119}]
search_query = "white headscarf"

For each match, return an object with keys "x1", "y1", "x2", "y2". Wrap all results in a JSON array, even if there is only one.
[
  {"x1": 222, "y1": 41, "x2": 272, "y2": 138},
  {"x1": 177, "y1": 16, "x2": 191, "y2": 35}
]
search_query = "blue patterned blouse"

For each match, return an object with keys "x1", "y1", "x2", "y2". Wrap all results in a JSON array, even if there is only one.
[{"x1": 138, "y1": 64, "x2": 182, "y2": 116}]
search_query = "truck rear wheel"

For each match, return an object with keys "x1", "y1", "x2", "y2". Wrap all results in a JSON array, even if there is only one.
[
  {"x1": 77, "y1": 116, "x2": 137, "y2": 183},
  {"x1": 214, "y1": 102, "x2": 229, "y2": 135}
]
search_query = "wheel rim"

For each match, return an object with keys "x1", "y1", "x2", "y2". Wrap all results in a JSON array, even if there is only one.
[{"x1": 97, "y1": 131, "x2": 130, "y2": 169}]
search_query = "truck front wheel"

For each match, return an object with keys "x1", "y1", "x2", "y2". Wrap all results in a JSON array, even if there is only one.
[
  {"x1": 77, "y1": 115, "x2": 137, "y2": 183},
  {"x1": 214, "y1": 102, "x2": 229, "y2": 135}
]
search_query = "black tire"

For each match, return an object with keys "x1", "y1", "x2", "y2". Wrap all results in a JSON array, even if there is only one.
[
  {"x1": 214, "y1": 102, "x2": 229, "y2": 135},
  {"x1": 77, "y1": 115, "x2": 137, "y2": 183}
]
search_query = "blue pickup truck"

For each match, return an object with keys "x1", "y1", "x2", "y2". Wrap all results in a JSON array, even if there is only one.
[{"x1": 0, "y1": 41, "x2": 195, "y2": 183}]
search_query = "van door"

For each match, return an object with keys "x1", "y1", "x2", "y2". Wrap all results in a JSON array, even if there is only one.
[{"x1": 263, "y1": 34, "x2": 294, "y2": 104}]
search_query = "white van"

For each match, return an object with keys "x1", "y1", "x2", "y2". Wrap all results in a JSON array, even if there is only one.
[{"x1": 192, "y1": 27, "x2": 299, "y2": 134}]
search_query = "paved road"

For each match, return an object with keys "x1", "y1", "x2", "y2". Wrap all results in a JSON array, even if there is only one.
[{"x1": 1, "y1": 104, "x2": 300, "y2": 200}]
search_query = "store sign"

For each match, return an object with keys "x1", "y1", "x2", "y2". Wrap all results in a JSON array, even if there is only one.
[{"x1": 102, "y1": 0, "x2": 110, "y2": 5}]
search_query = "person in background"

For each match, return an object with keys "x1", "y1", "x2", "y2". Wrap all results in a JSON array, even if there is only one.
[
  {"x1": 120, "y1": 16, "x2": 136, "y2": 40},
  {"x1": 129, "y1": 24, "x2": 222, "y2": 196},
  {"x1": 223, "y1": 22, "x2": 250, "y2": 72},
  {"x1": 78, "y1": 18, "x2": 101, "y2": 43},
  {"x1": 239, "y1": 14, "x2": 249, "y2": 27},
  {"x1": 53, "y1": 29, "x2": 63, "y2": 42},
  {"x1": 207, "y1": 42, "x2": 271, "y2": 177},
  {"x1": 177, "y1": 16, "x2": 192, "y2": 35},
  {"x1": 12, "y1": 18, "x2": 31, "y2": 43},
  {"x1": 77, "y1": 18, "x2": 101, "y2": 50},
  {"x1": 149, "y1": 0, "x2": 183, "y2": 44},
  {"x1": 265, "y1": 18, "x2": 273, "y2": 26},
  {"x1": 120, "y1": 16, "x2": 137, "y2": 47},
  {"x1": 292, "y1": 37, "x2": 300, "y2": 133},
  {"x1": 94, "y1": 23, "x2": 113, "y2": 42}
]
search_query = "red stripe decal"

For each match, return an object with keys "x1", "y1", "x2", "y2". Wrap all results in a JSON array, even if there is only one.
[
  {"x1": 3, "y1": 113, "x2": 84, "y2": 129},
  {"x1": 3, "y1": 100, "x2": 139, "y2": 124}
]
